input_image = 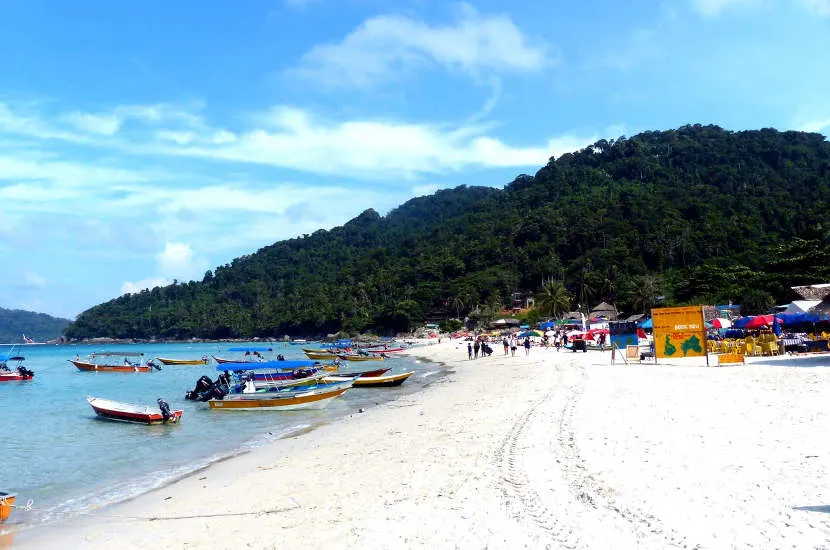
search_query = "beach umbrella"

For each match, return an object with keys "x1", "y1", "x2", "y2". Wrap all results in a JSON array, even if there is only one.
[
  {"x1": 519, "y1": 330, "x2": 541, "y2": 337},
  {"x1": 540, "y1": 321, "x2": 556, "y2": 329},
  {"x1": 544, "y1": 330, "x2": 555, "y2": 337},
  {"x1": 710, "y1": 318, "x2": 731, "y2": 329}
]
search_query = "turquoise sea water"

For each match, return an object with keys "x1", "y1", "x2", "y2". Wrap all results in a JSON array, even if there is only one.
[{"x1": 0, "y1": 342, "x2": 442, "y2": 531}]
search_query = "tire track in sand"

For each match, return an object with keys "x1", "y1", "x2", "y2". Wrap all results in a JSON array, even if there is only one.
[
  {"x1": 495, "y1": 381, "x2": 583, "y2": 549},
  {"x1": 556, "y1": 368, "x2": 694, "y2": 549}
]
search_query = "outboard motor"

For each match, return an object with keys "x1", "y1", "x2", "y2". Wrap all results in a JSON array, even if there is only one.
[
  {"x1": 157, "y1": 398, "x2": 172, "y2": 422},
  {"x1": 277, "y1": 354, "x2": 285, "y2": 361},
  {"x1": 185, "y1": 375, "x2": 214, "y2": 400},
  {"x1": 17, "y1": 366, "x2": 34, "y2": 379},
  {"x1": 201, "y1": 384, "x2": 227, "y2": 402},
  {"x1": 146, "y1": 360, "x2": 162, "y2": 371}
]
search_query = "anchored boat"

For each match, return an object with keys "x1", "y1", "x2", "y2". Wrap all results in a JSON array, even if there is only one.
[
  {"x1": 87, "y1": 396, "x2": 182, "y2": 424},
  {"x1": 208, "y1": 379, "x2": 354, "y2": 410},
  {"x1": 70, "y1": 352, "x2": 160, "y2": 373},
  {"x1": 326, "y1": 371, "x2": 414, "y2": 387},
  {"x1": 212, "y1": 347, "x2": 274, "y2": 364},
  {"x1": 156, "y1": 355, "x2": 209, "y2": 366},
  {"x1": 0, "y1": 346, "x2": 34, "y2": 382}
]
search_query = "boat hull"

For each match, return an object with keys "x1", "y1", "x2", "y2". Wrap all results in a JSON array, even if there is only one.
[
  {"x1": 157, "y1": 357, "x2": 207, "y2": 365},
  {"x1": 70, "y1": 360, "x2": 152, "y2": 373},
  {"x1": 0, "y1": 371, "x2": 33, "y2": 382},
  {"x1": 304, "y1": 352, "x2": 338, "y2": 360},
  {"x1": 209, "y1": 386, "x2": 349, "y2": 410},
  {"x1": 326, "y1": 371, "x2": 414, "y2": 387},
  {"x1": 0, "y1": 491, "x2": 15, "y2": 522},
  {"x1": 338, "y1": 355, "x2": 384, "y2": 362},
  {"x1": 87, "y1": 397, "x2": 182, "y2": 424}
]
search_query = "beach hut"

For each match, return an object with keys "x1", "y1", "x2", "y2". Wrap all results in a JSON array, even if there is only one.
[{"x1": 590, "y1": 302, "x2": 618, "y2": 321}]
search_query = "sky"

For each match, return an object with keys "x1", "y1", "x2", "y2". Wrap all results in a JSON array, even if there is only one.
[{"x1": 0, "y1": 0, "x2": 828, "y2": 319}]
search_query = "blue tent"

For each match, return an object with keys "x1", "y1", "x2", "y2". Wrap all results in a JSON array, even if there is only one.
[
  {"x1": 540, "y1": 321, "x2": 556, "y2": 329},
  {"x1": 778, "y1": 312, "x2": 820, "y2": 326},
  {"x1": 639, "y1": 318, "x2": 653, "y2": 329}
]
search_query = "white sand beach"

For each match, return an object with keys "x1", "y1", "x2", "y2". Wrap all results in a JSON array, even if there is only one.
[{"x1": 16, "y1": 342, "x2": 830, "y2": 549}]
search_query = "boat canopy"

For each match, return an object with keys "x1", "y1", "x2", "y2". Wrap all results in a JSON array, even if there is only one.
[
  {"x1": 91, "y1": 351, "x2": 144, "y2": 357},
  {"x1": 226, "y1": 347, "x2": 273, "y2": 352},
  {"x1": 216, "y1": 359, "x2": 317, "y2": 372}
]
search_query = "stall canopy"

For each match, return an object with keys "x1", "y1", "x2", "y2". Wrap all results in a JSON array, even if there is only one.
[
  {"x1": 733, "y1": 315, "x2": 783, "y2": 329},
  {"x1": 639, "y1": 318, "x2": 653, "y2": 329},
  {"x1": 710, "y1": 318, "x2": 731, "y2": 329}
]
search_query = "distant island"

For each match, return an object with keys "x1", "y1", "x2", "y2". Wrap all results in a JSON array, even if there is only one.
[
  {"x1": 0, "y1": 307, "x2": 71, "y2": 344},
  {"x1": 64, "y1": 124, "x2": 830, "y2": 340}
]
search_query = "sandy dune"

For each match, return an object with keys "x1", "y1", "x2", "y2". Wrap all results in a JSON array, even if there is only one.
[{"x1": 17, "y1": 341, "x2": 830, "y2": 549}]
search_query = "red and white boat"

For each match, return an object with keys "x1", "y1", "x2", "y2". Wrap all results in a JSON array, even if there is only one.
[
  {"x1": 70, "y1": 352, "x2": 158, "y2": 373},
  {"x1": 87, "y1": 396, "x2": 183, "y2": 424},
  {"x1": 0, "y1": 346, "x2": 34, "y2": 382}
]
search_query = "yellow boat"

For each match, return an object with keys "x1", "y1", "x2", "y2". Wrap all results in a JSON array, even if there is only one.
[
  {"x1": 157, "y1": 357, "x2": 208, "y2": 366},
  {"x1": 338, "y1": 354, "x2": 384, "y2": 362},
  {"x1": 325, "y1": 371, "x2": 413, "y2": 387},
  {"x1": 305, "y1": 352, "x2": 338, "y2": 360}
]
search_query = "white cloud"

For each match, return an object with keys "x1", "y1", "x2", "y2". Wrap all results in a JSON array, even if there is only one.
[
  {"x1": 156, "y1": 130, "x2": 196, "y2": 144},
  {"x1": 121, "y1": 277, "x2": 171, "y2": 295},
  {"x1": 63, "y1": 112, "x2": 122, "y2": 135},
  {"x1": 159, "y1": 106, "x2": 596, "y2": 178},
  {"x1": 23, "y1": 272, "x2": 47, "y2": 289},
  {"x1": 803, "y1": 0, "x2": 830, "y2": 15},
  {"x1": 797, "y1": 118, "x2": 830, "y2": 133},
  {"x1": 692, "y1": 0, "x2": 759, "y2": 16},
  {"x1": 157, "y1": 242, "x2": 203, "y2": 278},
  {"x1": 293, "y1": 3, "x2": 548, "y2": 87},
  {"x1": 121, "y1": 242, "x2": 209, "y2": 295}
]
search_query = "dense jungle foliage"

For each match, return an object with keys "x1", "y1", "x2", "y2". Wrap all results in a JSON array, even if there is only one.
[
  {"x1": 65, "y1": 125, "x2": 830, "y2": 339},
  {"x1": 0, "y1": 307, "x2": 70, "y2": 343}
]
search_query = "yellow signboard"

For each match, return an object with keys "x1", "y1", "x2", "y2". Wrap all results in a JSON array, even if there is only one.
[{"x1": 651, "y1": 306, "x2": 707, "y2": 359}]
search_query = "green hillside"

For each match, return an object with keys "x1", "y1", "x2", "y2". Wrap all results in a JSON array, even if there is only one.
[
  {"x1": 0, "y1": 307, "x2": 71, "y2": 344},
  {"x1": 64, "y1": 125, "x2": 830, "y2": 340}
]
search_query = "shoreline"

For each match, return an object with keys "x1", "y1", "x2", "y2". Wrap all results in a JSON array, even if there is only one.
[{"x1": 14, "y1": 341, "x2": 830, "y2": 548}]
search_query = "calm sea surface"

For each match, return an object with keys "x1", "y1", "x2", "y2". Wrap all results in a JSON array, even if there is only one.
[{"x1": 0, "y1": 342, "x2": 443, "y2": 530}]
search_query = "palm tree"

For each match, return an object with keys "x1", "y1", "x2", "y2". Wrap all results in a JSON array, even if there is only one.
[
  {"x1": 536, "y1": 280, "x2": 572, "y2": 319},
  {"x1": 632, "y1": 275, "x2": 660, "y2": 313}
]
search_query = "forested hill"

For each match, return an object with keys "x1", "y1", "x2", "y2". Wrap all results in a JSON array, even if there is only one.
[
  {"x1": 65, "y1": 125, "x2": 830, "y2": 340},
  {"x1": 0, "y1": 307, "x2": 71, "y2": 343}
]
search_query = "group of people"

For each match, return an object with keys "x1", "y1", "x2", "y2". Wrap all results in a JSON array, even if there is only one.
[{"x1": 467, "y1": 334, "x2": 534, "y2": 359}]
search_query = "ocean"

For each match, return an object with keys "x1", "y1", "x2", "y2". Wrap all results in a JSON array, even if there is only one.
[{"x1": 0, "y1": 342, "x2": 442, "y2": 531}]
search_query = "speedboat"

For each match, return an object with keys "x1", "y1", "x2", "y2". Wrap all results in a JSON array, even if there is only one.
[{"x1": 87, "y1": 396, "x2": 182, "y2": 424}]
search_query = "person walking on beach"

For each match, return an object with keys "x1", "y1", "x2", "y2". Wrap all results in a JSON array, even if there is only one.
[
  {"x1": 524, "y1": 336, "x2": 531, "y2": 355},
  {"x1": 473, "y1": 339, "x2": 480, "y2": 359},
  {"x1": 503, "y1": 337, "x2": 509, "y2": 355},
  {"x1": 510, "y1": 336, "x2": 518, "y2": 357},
  {"x1": 467, "y1": 342, "x2": 473, "y2": 360}
]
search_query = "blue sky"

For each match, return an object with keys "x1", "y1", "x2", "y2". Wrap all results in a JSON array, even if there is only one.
[{"x1": 0, "y1": 0, "x2": 828, "y2": 319}]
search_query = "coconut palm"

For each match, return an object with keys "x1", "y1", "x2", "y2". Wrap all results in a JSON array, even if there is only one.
[{"x1": 536, "y1": 280, "x2": 572, "y2": 319}]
